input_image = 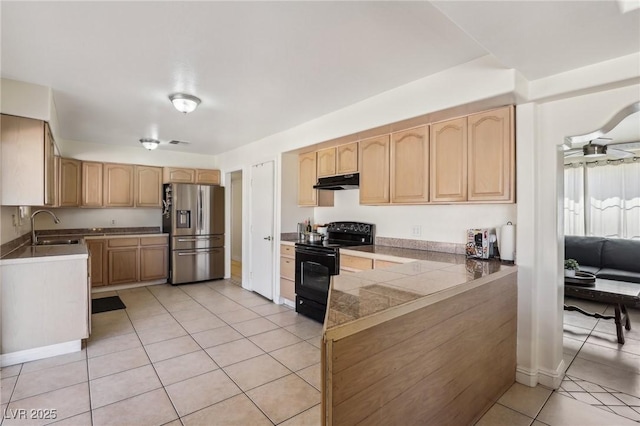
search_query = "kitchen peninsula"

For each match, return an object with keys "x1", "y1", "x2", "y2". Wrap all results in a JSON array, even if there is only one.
[{"x1": 321, "y1": 254, "x2": 517, "y2": 425}]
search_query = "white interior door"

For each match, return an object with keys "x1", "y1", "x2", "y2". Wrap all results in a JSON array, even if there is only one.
[{"x1": 250, "y1": 161, "x2": 274, "y2": 299}]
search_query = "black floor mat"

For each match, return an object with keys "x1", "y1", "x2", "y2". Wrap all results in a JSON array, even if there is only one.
[{"x1": 92, "y1": 296, "x2": 126, "y2": 314}]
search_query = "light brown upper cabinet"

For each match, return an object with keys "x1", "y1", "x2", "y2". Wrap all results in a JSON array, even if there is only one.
[
  {"x1": 103, "y1": 163, "x2": 134, "y2": 207},
  {"x1": 467, "y1": 106, "x2": 514, "y2": 202},
  {"x1": 163, "y1": 167, "x2": 196, "y2": 183},
  {"x1": 195, "y1": 169, "x2": 220, "y2": 185},
  {"x1": 317, "y1": 148, "x2": 337, "y2": 178},
  {"x1": 59, "y1": 158, "x2": 82, "y2": 207},
  {"x1": 336, "y1": 142, "x2": 358, "y2": 175},
  {"x1": 391, "y1": 126, "x2": 429, "y2": 203},
  {"x1": 430, "y1": 118, "x2": 468, "y2": 202},
  {"x1": 298, "y1": 152, "x2": 334, "y2": 207},
  {"x1": 81, "y1": 161, "x2": 103, "y2": 207},
  {"x1": 1, "y1": 114, "x2": 56, "y2": 206},
  {"x1": 359, "y1": 135, "x2": 390, "y2": 205},
  {"x1": 135, "y1": 166, "x2": 162, "y2": 207},
  {"x1": 163, "y1": 167, "x2": 221, "y2": 184}
]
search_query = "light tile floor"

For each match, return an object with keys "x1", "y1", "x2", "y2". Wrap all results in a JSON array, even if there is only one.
[
  {"x1": 1, "y1": 280, "x2": 322, "y2": 426},
  {"x1": 1, "y1": 283, "x2": 639, "y2": 425},
  {"x1": 476, "y1": 295, "x2": 640, "y2": 425}
]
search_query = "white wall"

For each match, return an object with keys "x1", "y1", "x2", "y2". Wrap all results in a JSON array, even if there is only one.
[
  {"x1": 33, "y1": 208, "x2": 162, "y2": 230},
  {"x1": 0, "y1": 206, "x2": 31, "y2": 244},
  {"x1": 58, "y1": 138, "x2": 217, "y2": 168},
  {"x1": 314, "y1": 190, "x2": 516, "y2": 244}
]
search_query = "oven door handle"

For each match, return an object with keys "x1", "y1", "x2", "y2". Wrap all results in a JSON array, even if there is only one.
[{"x1": 295, "y1": 246, "x2": 337, "y2": 257}]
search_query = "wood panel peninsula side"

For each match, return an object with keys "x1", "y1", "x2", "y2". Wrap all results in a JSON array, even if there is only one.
[{"x1": 321, "y1": 256, "x2": 517, "y2": 425}]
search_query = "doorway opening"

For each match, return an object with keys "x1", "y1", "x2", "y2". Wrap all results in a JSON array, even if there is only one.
[{"x1": 230, "y1": 170, "x2": 243, "y2": 286}]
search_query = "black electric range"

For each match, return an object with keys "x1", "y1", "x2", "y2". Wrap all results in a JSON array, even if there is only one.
[{"x1": 294, "y1": 222, "x2": 375, "y2": 322}]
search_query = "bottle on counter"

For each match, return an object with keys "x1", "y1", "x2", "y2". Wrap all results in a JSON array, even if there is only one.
[{"x1": 306, "y1": 218, "x2": 312, "y2": 233}]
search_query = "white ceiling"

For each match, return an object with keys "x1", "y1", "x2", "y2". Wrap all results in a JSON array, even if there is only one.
[{"x1": 2, "y1": 1, "x2": 639, "y2": 155}]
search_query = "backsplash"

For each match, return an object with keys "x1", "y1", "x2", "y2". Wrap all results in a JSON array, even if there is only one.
[{"x1": 375, "y1": 237, "x2": 466, "y2": 255}]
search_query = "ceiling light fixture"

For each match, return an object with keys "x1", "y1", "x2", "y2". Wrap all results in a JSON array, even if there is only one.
[
  {"x1": 169, "y1": 93, "x2": 201, "y2": 114},
  {"x1": 583, "y1": 144, "x2": 607, "y2": 158},
  {"x1": 140, "y1": 138, "x2": 160, "y2": 150}
]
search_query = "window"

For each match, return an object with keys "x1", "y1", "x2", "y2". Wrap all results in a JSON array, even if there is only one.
[{"x1": 564, "y1": 160, "x2": 640, "y2": 239}]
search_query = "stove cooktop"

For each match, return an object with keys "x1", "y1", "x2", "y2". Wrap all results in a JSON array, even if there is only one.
[{"x1": 294, "y1": 221, "x2": 375, "y2": 250}]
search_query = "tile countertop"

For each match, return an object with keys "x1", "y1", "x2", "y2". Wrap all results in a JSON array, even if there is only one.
[
  {"x1": 324, "y1": 256, "x2": 517, "y2": 338},
  {"x1": 38, "y1": 226, "x2": 162, "y2": 237},
  {"x1": 0, "y1": 243, "x2": 89, "y2": 265}
]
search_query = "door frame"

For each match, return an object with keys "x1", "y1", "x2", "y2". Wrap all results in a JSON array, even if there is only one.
[{"x1": 225, "y1": 156, "x2": 281, "y2": 300}]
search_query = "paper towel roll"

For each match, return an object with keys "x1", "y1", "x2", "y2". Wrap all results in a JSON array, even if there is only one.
[{"x1": 500, "y1": 222, "x2": 516, "y2": 262}]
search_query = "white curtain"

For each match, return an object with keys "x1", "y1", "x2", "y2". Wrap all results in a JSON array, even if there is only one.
[
  {"x1": 564, "y1": 164, "x2": 585, "y2": 236},
  {"x1": 584, "y1": 161, "x2": 640, "y2": 239}
]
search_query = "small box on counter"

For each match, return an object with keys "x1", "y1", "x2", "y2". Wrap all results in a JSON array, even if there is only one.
[{"x1": 466, "y1": 228, "x2": 497, "y2": 259}]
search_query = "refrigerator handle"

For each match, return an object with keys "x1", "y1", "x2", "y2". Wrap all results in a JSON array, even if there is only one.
[{"x1": 197, "y1": 186, "x2": 202, "y2": 234}]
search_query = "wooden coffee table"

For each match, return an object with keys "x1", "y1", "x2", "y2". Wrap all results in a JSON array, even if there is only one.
[{"x1": 564, "y1": 278, "x2": 640, "y2": 344}]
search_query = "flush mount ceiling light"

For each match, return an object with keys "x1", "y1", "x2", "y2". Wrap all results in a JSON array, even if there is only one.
[
  {"x1": 169, "y1": 93, "x2": 201, "y2": 114},
  {"x1": 140, "y1": 138, "x2": 160, "y2": 150}
]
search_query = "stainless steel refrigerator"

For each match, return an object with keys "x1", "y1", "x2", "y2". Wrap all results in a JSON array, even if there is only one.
[{"x1": 162, "y1": 183, "x2": 225, "y2": 284}]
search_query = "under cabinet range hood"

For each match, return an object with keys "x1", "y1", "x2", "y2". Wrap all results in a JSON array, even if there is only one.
[{"x1": 313, "y1": 173, "x2": 359, "y2": 190}]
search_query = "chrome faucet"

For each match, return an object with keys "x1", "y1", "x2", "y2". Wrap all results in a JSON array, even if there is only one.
[{"x1": 31, "y1": 209, "x2": 61, "y2": 245}]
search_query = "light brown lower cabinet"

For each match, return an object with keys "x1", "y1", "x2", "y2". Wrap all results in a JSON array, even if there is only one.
[
  {"x1": 280, "y1": 244, "x2": 296, "y2": 301},
  {"x1": 87, "y1": 236, "x2": 168, "y2": 286},
  {"x1": 108, "y1": 248, "x2": 139, "y2": 285},
  {"x1": 341, "y1": 254, "x2": 373, "y2": 271},
  {"x1": 87, "y1": 239, "x2": 107, "y2": 287},
  {"x1": 140, "y1": 245, "x2": 169, "y2": 281}
]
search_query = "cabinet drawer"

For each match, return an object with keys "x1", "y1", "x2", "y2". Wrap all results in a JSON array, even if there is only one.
[
  {"x1": 140, "y1": 236, "x2": 168, "y2": 246},
  {"x1": 280, "y1": 278, "x2": 295, "y2": 301},
  {"x1": 108, "y1": 238, "x2": 139, "y2": 248},
  {"x1": 280, "y1": 244, "x2": 295, "y2": 258},
  {"x1": 280, "y1": 256, "x2": 295, "y2": 280},
  {"x1": 374, "y1": 259, "x2": 402, "y2": 269},
  {"x1": 341, "y1": 254, "x2": 373, "y2": 270}
]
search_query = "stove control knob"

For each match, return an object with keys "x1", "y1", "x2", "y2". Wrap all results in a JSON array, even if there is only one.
[
  {"x1": 358, "y1": 224, "x2": 364, "y2": 232},
  {"x1": 364, "y1": 225, "x2": 370, "y2": 233}
]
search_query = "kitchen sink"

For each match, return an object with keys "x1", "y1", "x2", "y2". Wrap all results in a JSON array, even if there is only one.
[{"x1": 35, "y1": 239, "x2": 81, "y2": 246}]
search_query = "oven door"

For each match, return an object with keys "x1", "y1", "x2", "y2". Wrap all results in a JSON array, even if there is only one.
[{"x1": 295, "y1": 245, "x2": 338, "y2": 305}]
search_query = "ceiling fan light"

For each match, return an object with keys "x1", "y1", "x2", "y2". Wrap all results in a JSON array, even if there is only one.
[
  {"x1": 140, "y1": 138, "x2": 160, "y2": 150},
  {"x1": 169, "y1": 93, "x2": 201, "y2": 113},
  {"x1": 583, "y1": 144, "x2": 607, "y2": 158}
]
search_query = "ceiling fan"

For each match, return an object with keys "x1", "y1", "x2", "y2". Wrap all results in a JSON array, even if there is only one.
[{"x1": 564, "y1": 138, "x2": 637, "y2": 160}]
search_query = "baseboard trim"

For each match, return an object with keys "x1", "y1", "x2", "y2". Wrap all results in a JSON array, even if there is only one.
[
  {"x1": 1, "y1": 340, "x2": 81, "y2": 367},
  {"x1": 538, "y1": 359, "x2": 566, "y2": 389},
  {"x1": 281, "y1": 298, "x2": 295, "y2": 309},
  {"x1": 92, "y1": 280, "x2": 166, "y2": 294},
  {"x1": 516, "y1": 365, "x2": 539, "y2": 387},
  {"x1": 516, "y1": 360, "x2": 566, "y2": 389}
]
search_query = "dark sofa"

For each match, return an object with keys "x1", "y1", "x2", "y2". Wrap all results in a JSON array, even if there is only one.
[{"x1": 565, "y1": 236, "x2": 640, "y2": 284}]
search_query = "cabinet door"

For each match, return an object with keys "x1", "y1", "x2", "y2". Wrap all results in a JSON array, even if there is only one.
[
  {"x1": 60, "y1": 158, "x2": 82, "y2": 207},
  {"x1": 336, "y1": 142, "x2": 358, "y2": 175},
  {"x1": 108, "y1": 248, "x2": 139, "y2": 285},
  {"x1": 391, "y1": 126, "x2": 429, "y2": 203},
  {"x1": 359, "y1": 135, "x2": 390, "y2": 205},
  {"x1": 280, "y1": 256, "x2": 295, "y2": 280},
  {"x1": 467, "y1": 106, "x2": 514, "y2": 202},
  {"x1": 44, "y1": 124, "x2": 56, "y2": 206},
  {"x1": 195, "y1": 169, "x2": 220, "y2": 185},
  {"x1": 81, "y1": 161, "x2": 103, "y2": 207},
  {"x1": 163, "y1": 167, "x2": 195, "y2": 183},
  {"x1": 317, "y1": 148, "x2": 336, "y2": 178},
  {"x1": 140, "y1": 246, "x2": 168, "y2": 281},
  {"x1": 1, "y1": 115, "x2": 47, "y2": 206},
  {"x1": 430, "y1": 118, "x2": 467, "y2": 202},
  {"x1": 135, "y1": 166, "x2": 163, "y2": 207},
  {"x1": 298, "y1": 152, "x2": 318, "y2": 206},
  {"x1": 87, "y1": 240, "x2": 106, "y2": 287},
  {"x1": 104, "y1": 163, "x2": 134, "y2": 207},
  {"x1": 280, "y1": 278, "x2": 295, "y2": 302}
]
